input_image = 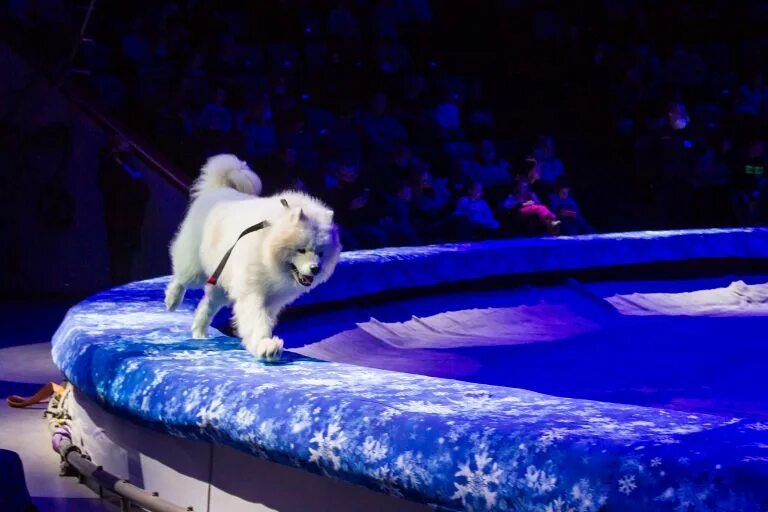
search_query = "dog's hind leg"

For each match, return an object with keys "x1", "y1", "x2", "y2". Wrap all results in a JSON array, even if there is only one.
[
  {"x1": 166, "y1": 215, "x2": 206, "y2": 311},
  {"x1": 165, "y1": 252, "x2": 205, "y2": 312},
  {"x1": 191, "y1": 285, "x2": 229, "y2": 338}
]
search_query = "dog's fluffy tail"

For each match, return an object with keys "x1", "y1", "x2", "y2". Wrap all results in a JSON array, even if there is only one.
[{"x1": 191, "y1": 154, "x2": 262, "y2": 198}]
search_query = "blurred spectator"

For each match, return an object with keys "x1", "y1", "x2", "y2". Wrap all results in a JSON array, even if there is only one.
[
  {"x1": 237, "y1": 94, "x2": 278, "y2": 161},
  {"x1": 550, "y1": 184, "x2": 593, "y2": 235},
  {"x1": 269, "y1": 146, "x2": 304, "y2": 192},
  {"x1": 693, "y1": 134, "x2": 733, "y2": 227},
  {"x1": 732, "y1": 136, "x2": 767, "y2": 225},
  {"x1": 376, "y1": 39, "x2": 410, "y2": 75},
  {"x1": 412, "y1": 166, "x2": 452, "y2": 240},
  {"x1": 465, "y1": 79, "x2": 495, "y2": 138},
  {"x1": 122, "y1": 18, "x2": 151, "y2": 63},
  {"x1": 650, "y1": 102, "x2": 699, "y2": 228},
  {"x1": 532, "y1": 135, "x2": 565, "y2": 184},
  {"x1": 379, "y1": 143, "x2": 414, "y2": 184},
  {"x1": 328, "y1": 3, "x2": 361, "y2": 41},
  {"x1": 198, "y1": 87, "x2": 233, "y2": 134},
  {"x1": 502, "y1": 178, "x2": 560, "y2": 235},
  {"x1": 414, "y1": 167, "x2": 452, "y2": 217},
  {"x1": 663, "y1": 44, "x2": 707, "y2": 92},
  {"x1": 453, "y1": 182, "x2": 500, "y2": 238},
  {"x1": 382, "y1": 179, "x2": 420, "y2": 245},
  {"x1": 524, "y1": 157, "x2": 554, "y2": 205},
  {"x1": 326, "y1": 161, "x2": 389, "y2": 249},
  {"x1": 433, "y1": 92, "x2": 462, "y2": 139},
  {"x1": 358, "y1": 92, "x2": 407, "y2": 152},
  {"x1": 736, "y1": 72, "x2": 768, "y2": 117},
  {"x1": 462, "y1": 139, "x2": 512, "y2": 187},
  {"x1": 281, "y1": 110, "x2": 319, "y2": 172}
]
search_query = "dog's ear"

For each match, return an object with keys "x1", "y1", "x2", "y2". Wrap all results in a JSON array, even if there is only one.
[{"x1": 290, "y1": 207, "x2": 306, "y2": 223}]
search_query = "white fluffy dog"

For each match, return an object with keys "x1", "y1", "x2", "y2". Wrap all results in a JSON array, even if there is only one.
[{"x1": 165, "y1": 154, "x2": 341, "y2": 361}]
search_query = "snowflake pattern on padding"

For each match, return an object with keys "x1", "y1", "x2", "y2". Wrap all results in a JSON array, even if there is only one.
[
  {"x1": 309, "y1": 421, "x2": 346, "y2": 470},
  {"x1": 618, "y1": 474, "x2": 637, "y2": 495},
  {"x1": 51, "y1": 274, "x2": 768, "y2": 511},
  {"x1": 452, "y1": 451, "x2": 504, "y2": 510}
]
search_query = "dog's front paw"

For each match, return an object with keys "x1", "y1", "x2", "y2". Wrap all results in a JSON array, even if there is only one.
[{"x1": 244, "y1": 336, "x2": 284, "y2": 362}]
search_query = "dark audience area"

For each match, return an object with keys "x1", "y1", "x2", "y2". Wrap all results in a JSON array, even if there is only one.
[{"x1": 6, "y1": 0, "x2": 768, "y2": 249}]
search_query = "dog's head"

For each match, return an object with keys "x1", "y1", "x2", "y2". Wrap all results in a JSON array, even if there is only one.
[{"x1": 267, "y1": 206, "x2": 341, "y2": 289}]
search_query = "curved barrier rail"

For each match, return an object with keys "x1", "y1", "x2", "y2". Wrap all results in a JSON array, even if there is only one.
[{"x1": 52, "y1": 230, "x2": 768, "y2": 511}]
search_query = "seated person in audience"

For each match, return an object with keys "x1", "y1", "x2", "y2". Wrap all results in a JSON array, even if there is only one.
[
  {"x1": 524, "y1": 156, "x2": 555, "y2": 205},
  {"x1": 550, "y1": 184, "x2": 594, "y2": 235},
  {"x1": 357, "y1": 91, "x2": 407, "y2": 151},
  {"x1": 433, "y1": 91, "x2": 462, "y2": 140},
  {"x1": 415, "y1": 167, "x2": 451, "y2": 216},
  {"x1": 732, "y1": 136, "x2": 768, "y2": 225},
  {"x1": 381, "y1": 180, "x2": 420, "y2": 246},
  {"x1": 198, "y1": 87, "x2": 233, "y2": 134},
  {"x1": 373, "y1": 143, "x2": 414, "y2": 187},
  {"x1": 237, "y1": 94, "x2": 278, "y2": 162},
  {"x1": 502, "y1": 178, "x2": 560, "y2": 235},
  {"x1": 411, "y1": 166, "x2": 453, "y2": 241},
  {"x1": 326, "y1": 161, "x2": 389, "y2": 249},
  {"x1": 453, "y1": 181, "x2": 501, "y2": 239},
  {"x1": 462, "y1": 139, "x2": 512, "y2": 187},
  {"x1": 533, "y1": 134, "x2": 565, "y2": 184}
]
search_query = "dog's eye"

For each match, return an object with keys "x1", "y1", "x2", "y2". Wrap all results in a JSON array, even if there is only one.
[
  {"x1": 297, "y1": 249, "x2": 306, "y2": 254},
  {"x1": 317, "y1": 251, "x2": 323, "y2": 257}
]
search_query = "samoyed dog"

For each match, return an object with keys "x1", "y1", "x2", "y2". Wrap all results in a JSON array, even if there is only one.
[{"x1": 165, "y1": 154, "x2": 341, "y2": 361}]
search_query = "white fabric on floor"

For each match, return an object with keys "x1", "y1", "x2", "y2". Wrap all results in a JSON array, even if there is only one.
[
  {"x1": 357, "y1": 302, "x2": 605, "y2": 348},
  {"x1": 607, "y1": 280, "x2": 768, "y2": 316}
]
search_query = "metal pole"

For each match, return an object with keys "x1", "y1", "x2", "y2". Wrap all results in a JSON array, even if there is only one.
[{"x1": 57, "y1": 434, "x2": 188, "y2": 512}]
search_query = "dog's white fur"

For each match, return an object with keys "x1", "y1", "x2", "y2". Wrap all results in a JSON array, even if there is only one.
[{"x1": 166, "y1": 154, "x2": 341, "y2": 360}]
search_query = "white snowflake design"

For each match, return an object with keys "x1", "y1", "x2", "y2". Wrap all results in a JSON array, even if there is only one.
[
  {"x1": 196, "y1": 396, "x2": 226, "y2": 428},
  {"x1": 447, "y1": 422, "x2": 471, "y2": 443},
  {"x1": 308, "y1": 422, "x2": 347, "y2": 470},
  {"x1": 452, "y1": 451, "x2": 504, "y2": 509},
  {"x1": 361, "y1": 436, "x2": 388, "y2": 463},
  {"x1": 543, "y1": 496, "x2": 575, "y2": 512},
  {"x1": 537, "y1": 428, "x2": 569, "y2": 451},
  {"x1": 372, "y1": 465, "x2": 403, "y2": 498},
  {"x1": 395, "y1": 451, "x2": 431, "y2": 489},
  {"x1": 618, "y1": 474, "x2": 637, "y2": 495},
  {"x1": 569, "y1": 478, "x2": 604, "y2": 512},
  {"x1": 650, "y1": 457, "x2": 662, "y2": 467},
  {"x1": 377, "y1": 407, "x2": 403, "y2": 424},
  {"x1": 289, "y1": 404, "x2": 313, "y2": 434},
  {"x1": 524, "y1": 465, "x2": 558, "y2": 495}
]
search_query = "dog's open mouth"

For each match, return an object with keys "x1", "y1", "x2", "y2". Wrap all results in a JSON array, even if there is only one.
[{"x1": 290, "y1": 265, "x2": 314, "y2": 287}]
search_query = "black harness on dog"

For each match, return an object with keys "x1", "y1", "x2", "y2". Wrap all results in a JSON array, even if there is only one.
[{"x1": 206, "y1": 198, "x2": 290, "y2": 286}]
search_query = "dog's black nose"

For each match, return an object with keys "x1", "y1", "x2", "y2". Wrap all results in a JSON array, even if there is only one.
[{"x1": 309, "y1": 264, "x2": 320, "y2": 275}]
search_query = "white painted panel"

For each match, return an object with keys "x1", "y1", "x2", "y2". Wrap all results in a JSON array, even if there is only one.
[
  {"x1": 209, "y1": 444, "x2": 429, "y2": 512},
  {"x1": 72, "y1": 391, "x2": 211, "y2": 512}
]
